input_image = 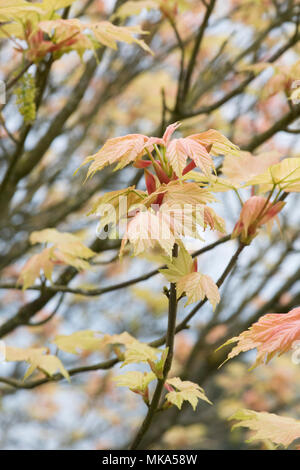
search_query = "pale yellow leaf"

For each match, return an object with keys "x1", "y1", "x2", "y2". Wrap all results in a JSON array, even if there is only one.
[
  {"x1": 121, "y1": 342, "x2": 161, "y2": 367},
  {"x1": 166, "y1": 377, "x2": 212, "y2": 410},
  {"x1": 177, "y1": 272, "x2": 220, "y2": 310},
  {"x1": 245, "y1": 158, "x2": 300, "y2": 192},
  {"x1": 229, "y1": 409, "x2": 300, "y2": 448},
  {"x1": 5, "y1": 346, "x2": 69, "y2": 382},
  {"x1": 222, "y1": 151, "x2": 281, "y2": 185},
  {"x1": 101, "y1": 332, "x2": 137, "y2": 347},
  {"x1": 159, "y1": 244, "x2": 193, "y2": 283},
  {"x1": 113, "y1": 1, "x2": 159, "y2": 19},
  {"x1": 30, "y1": 228, "x2": 95, "y2": 259},
  {"x1": 53, "y1": 330, "x2": 103, "y2": 355},
  {"x1": 17, "y1": 247, "x2": 55, "y2": 289},
  {"x1": 113, "y1": 371, "x2": 156, "y2": 391}
]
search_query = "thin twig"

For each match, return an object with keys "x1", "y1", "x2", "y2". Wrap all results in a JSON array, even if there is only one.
[
  {"x1": 0, "y1": 243, "x2": 245, "y2": 392},
  {"x1": 129, "y1": 244, "x2": 178, "y2": 450},
  {"x1": 181, "y1": 0, "x2": 216, "y2": 100},
  {"x1": 0, "y1": 235, "x2": 232, "y2": 297}
]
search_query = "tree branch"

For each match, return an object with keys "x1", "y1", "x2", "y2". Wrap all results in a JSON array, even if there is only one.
[{"x1": 129, "y1": 244, "x2": 178, "y2": 450}]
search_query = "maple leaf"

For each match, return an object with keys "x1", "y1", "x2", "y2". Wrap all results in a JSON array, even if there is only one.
[
  {"x1": 88, "y1": 186, "x2": 146, "y2": 231},
  {"x1": 166, "y1": 137, "x2": 214, "y2": 177},
  {"x1": 113, "y1": 371, "x2": 156, "y2": 392},
  {"x1": 18, "y1": 229, "x2": 95, "y2": 289},
  {"x1": 166, "y1": 377, "x2": 212, "y2": 410},
  {"x1": 232, "y1": 196, "x2": 285, "y2": 244},
  {"x1": 159, "y1": 243, "x2": 194, "y2": 282},
  {"x1": 121, "y1": 198, "x2": 209, "y2": 257},
  {"x1": 53, "y1": 330, "x2": 103, "y2": 355},
  {"x1": 120, "y1": 208, "x2": 176, "y2": 257},
  {"x1": 81, "y1": 123, "x2": 239, "y2": 183},
  {"x1": 219, "y1": 307, "x2": 300, "y2": 368},
  {"x1": 177, "y1": 272, "x2": 220, "y2": 310},
  {"x1": 82, "y1": 134, "x2": 149, "y2": 178},
  {"x1": 160, "y1": 244, "x2": 220, "y2": 309},
  {"x1": 30, "y1": 228, "x2": 95, "y2": 259},
  {"x1": 204, "y1": 206, "x2": 226, "y2": 232},
  {"x1": 189, "y1": 129, "x2": 240, "y2": 158},
  {"x1": 0, "y1": 1, "x2": 43, "y2": 22},
  {"x1": 222, "y1": 151, "x2": 281, "y2": 185},
  {"x1": 23, "y1": 355, "x2": 69, "y2": 381},
  {"x1": 39, "y1": 19, "x2": 152, "y2": 58},
  {"x1": 143, "y1": 181, "x2": 216, "y2": 207},
  {"x1": 101, "y1": 332, "x2": 137, "y2": 347},
  {"x1": 5, "y1": 346, "x2": 69, "y2": 382},
  {"x1": 229, "y1": 409, "x2": 300, "y2": 448},
  {"x1": 245, "y1": 158, "x2": 300, "y2": 193},
  {"x1": 91, "y1": 22, "x2": 152, "y2": 53},
  {"x1": 121, "y1": 342, "x2": 161, "y2": 367},
  {"x1": 52, "y1": 250, "x2": 91, "y2": 271},
  {"x1": 17, "y1": 247, "x2": 55, "y2": 290},
  {"x1": 0, "y1": 1, "x2": 77, "y2": 43},
  {"x1": 100, "y1": 332, "x2": 164, "y2": 370},
  {"x1": 162, "y1": 127, "x2": 239, "y2": 177}
]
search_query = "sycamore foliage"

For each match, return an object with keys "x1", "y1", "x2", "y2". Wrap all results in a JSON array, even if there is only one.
[
  {"x1": 219, "y1": 307, "x2": 300, "y2": 369},
  {"x1": 222, "y1": 151, "x2": 281, "y2": 185},
  {"x1": 232, "y1": 196, "x2": 285, "y2": 244},
  {"x1": 246, "y1": 158, "x2": 300, "y2": 193},
  {"x1": 160, "y1": 244, "x2": 220, "y2": 309},
  {"x1": 18, "y1": 228, "x2": 95, "y2": 289},
  {"x1": 82, "y1": 122, "x2": 233, "y2": 300},
  {"x1": 3, "y1": 0, "x2": 300, "y2": 451},
  {"x1": 15, "y1": 117, "x2": 300, "y2": 437},
  {"x1": 51, "y1": 328, "x2": 211, "y2": 409},
  {"x1": 82, "y1": 121, "x2": 296, "y2": 264},
  {"x1": 5, "y1": 345, "x2": 69, "y2": 381},
  {"x1": 229, "y1": 409, "x2": 300, "y2": 448},
  {"x1": 1, "y1": 0, "x2": 151, "y2": 63},
  {"x1": 113, "y1": 371, "x2": 156, "y2": 399},
  {"x1": 53, "y1": 329, "x2": 163, "y2": 369},
  {"x1": 165, "y1": 377, "x2": 212, "y2": 410},
  {"x1": 82, "y1": 122, "x2": 239, "y2": 178},
  {"x1": 53, "y1": 330, "x2": 103, "y2": 355}
]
